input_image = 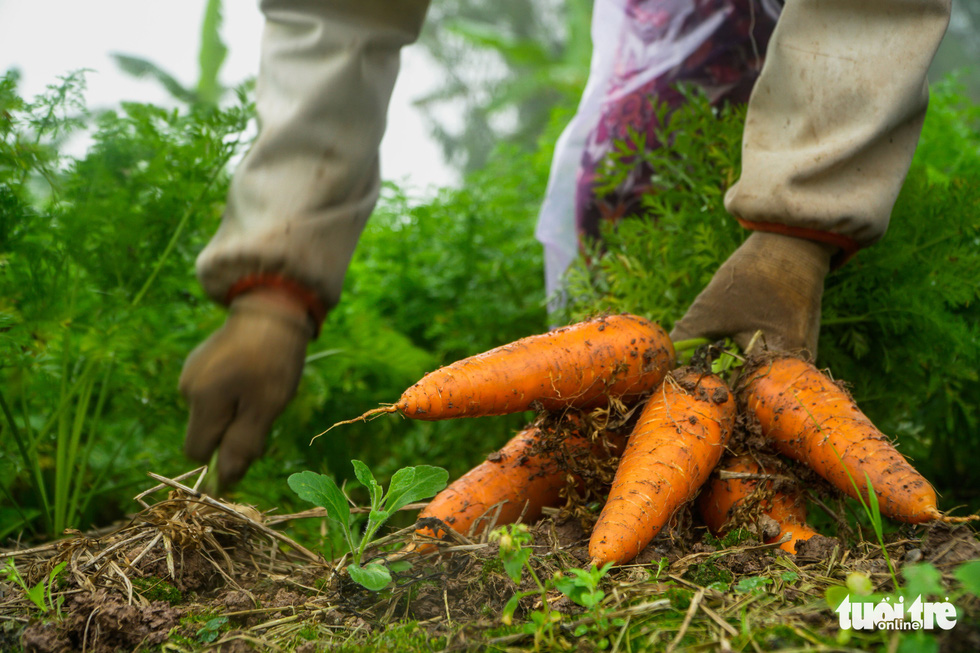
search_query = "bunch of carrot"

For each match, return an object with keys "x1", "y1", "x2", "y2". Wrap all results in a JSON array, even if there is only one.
[{"x1": 326, "y1": 314, "x2": 968, "y2": 567}]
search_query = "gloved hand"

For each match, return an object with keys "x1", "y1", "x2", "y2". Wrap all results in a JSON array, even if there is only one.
[
  {"x1": 180, "y1": 290, "x2": 313, "y2": 488},
  {"x1": 669, "y1": 231, "x2": 835, "y2": 357}
]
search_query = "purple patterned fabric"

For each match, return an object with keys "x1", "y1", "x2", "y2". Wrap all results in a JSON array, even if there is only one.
[{"x1": 575, "y1": 0, "x2": 780, "y2": 244}]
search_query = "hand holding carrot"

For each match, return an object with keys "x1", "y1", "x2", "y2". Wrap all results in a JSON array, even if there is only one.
[{"x1": 669, "y1": 232, "x2": 835, "y2": 357}]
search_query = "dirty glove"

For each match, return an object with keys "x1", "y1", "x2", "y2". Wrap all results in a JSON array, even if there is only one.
[
  {"x1": 669, "y1": 231, "x2": 835, "y2": 357},
  {"x1": 180, "y1": 290, "x2": 313, "y2": 488}
]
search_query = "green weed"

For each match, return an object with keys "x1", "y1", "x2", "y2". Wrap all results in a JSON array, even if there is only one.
[
  {"x1": 2, "y1": 559, "x2": 66, "y2": 617},
  {"x1": 288, "y1": 461, "x2": 448, "y2": 590}
]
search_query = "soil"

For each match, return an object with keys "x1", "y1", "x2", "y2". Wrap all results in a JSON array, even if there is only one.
[{"x1": 4, "y1": 473, "x2": 979, "y2": 652}]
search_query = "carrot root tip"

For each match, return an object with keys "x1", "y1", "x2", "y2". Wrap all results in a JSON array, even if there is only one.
[
  {"x1": 938, "y1": 513, "x2": 980, "y2": 524},
  {"x1": 310, "y1": 405, "x2": 399, "y2": 444}
]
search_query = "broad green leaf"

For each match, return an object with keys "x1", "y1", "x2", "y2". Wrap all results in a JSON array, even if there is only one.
[
  {"x1": 196, "y1": 616, "x2": 228, "y2": 644},
  {"x1": 502, "y1": 593, "x2": 522, "y2": 625},
  {"x1": 825, "y1": 585, "x2": 849, "y2": 611},
  {"x1": 26, "y1": 583, "x2": 47, "y2": 612},
  {"x1": 954, "y1": 560, "x2": 980, "y2": 597},
  {"x1": 846, "y1": 572, "x2": 874, "y2": 596},
  {"x1": 554, "y1": 577, "x2": 580, "y2": 601},
  {"x1": 902, "y1": 563, "x2": 944, "y2": 600},
  {"x1": 896, "y1": 631, "x2": 939, "y2": 653},
  {"x1": 348, "y1": 562, "x2": 391, "y2": 591},
  {"x1": 385, "y1": 465, "x2": 448, "y2": 514},
  {"x1": 579, "y1": 590, "x2": 604, "y2": 609},
  {"x1": 287, "y1": 471, "x2": 350, "y2": 527},
  {"x1": 110, "y1": 54, "x2": 197, "y2": 104},
  {"x1": 388, "y1": 560, "x2": 413, "y2": 574},
  {"x1": 351, "y1": 460, "x2": 382, "y2": 508},
  {"x1": 501, "y1": 547, "x2": 531, "y2": 585},
  {"x1": 735, "y1": 576, "x2": 773, "y2": 594}
]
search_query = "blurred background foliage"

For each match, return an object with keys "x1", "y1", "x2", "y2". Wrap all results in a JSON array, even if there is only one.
[
  {"x1": 414, "y1": 0, "x2": 592, "y2": 172},
  {"x1": 0, "y1": 0, "x2": 978, "y2": 543}
]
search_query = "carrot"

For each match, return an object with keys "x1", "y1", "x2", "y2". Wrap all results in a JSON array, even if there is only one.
[
  {"x1": 335, "y1": 314, "x2": 675, "y2": 425},
  {"x1": 697, "y1": 455, "x2": 818, "y2": 554},
  {"x1": 416, "y1": 418, "x2": 627, "y2": 543},
  {"x1": 589, "y1": 368, "x2": 736, "y2": 567},
  {"x1": 739, "y1": 356, "x2": 975, "y2": 524}
]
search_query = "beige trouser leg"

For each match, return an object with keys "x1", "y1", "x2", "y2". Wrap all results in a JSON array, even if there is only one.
[
  {"x1": 196, "y1": 0, "x2": 430, "y2": 309},
  {"x1": 725, "y1": 0, "x2": 951, "y2": 255}
]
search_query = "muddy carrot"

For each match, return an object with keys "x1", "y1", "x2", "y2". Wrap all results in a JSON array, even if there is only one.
[
  {"x1": 416, "y1": 419, "x2": 626, "y2": 542},
  {"x1": 334, "y1": 314, "x2": 675, "y2": 426},
  {"x1": 589, "y1": 368, "x2": 736, "y2": 566},
  {"x1": 740, "y1": 356, "x2": 975, "y2": 524},
  {"x1": 697, "y1": 455, "x2": 817, "y2": 554}
]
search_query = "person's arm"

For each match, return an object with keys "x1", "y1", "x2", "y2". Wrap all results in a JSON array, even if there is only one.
[
  {"x1": 671, "y1": 0, "x2": 951, "y2": 356},
  {"x1": 199, "y1": 0, "x2": 430, "y2": 315},
  {"x1": 181, "y1": 0, "x2": 430, "y2": 488}
]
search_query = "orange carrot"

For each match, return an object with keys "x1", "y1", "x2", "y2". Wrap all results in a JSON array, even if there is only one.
[
  {"x1": 697, "y1": 455, "x2": 818, "y2": 554},
  {"x1": 340, "y1": 314, "x2": 674, "y2": 424},
  {"x1": 416, "y1": 419, "x2": 626, "y2": 542},
  {"x1": 739, "y1": 356, "x2": 974, "y2": 524},
  {"x1": 589, "y1": 368, "x2": 736, "y2": 566}
]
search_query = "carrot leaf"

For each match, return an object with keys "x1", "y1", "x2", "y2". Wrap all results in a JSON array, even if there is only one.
[
  {"x1": 286, "y1": 471, "x2": 351, "y2": 531},
  {"x1": 351, "y1": 460, "x2": 383, "y2": 508},
  {"x1": 348, "y1": 562, "x2": 392, "y2": 592},
  {"x1": 385, "y1": 466, "x2": 450, "y2": 516}
]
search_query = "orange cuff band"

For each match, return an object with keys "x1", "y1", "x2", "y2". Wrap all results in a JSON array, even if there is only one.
[
  {"x1": 225, "y1": 274, "x2": 328, "y2": 338},
  {"x1": 736, "y1": 218, "x2": 861, "y2": 269}
]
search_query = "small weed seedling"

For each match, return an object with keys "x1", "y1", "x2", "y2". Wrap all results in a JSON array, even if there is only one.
[
  {"x1": 288, "y1": 462, "x2": 448, "y2": 591},
  {"x1": 3, "y1": 559, "x2": 67, "y2": 617},
  {"x1": 555, "y1": 562, "x2": 623, "y2": 645},
  {"x1": 195, "y1": 616, "x2": 229, "y2": 644},
  {"x1": 493, "y1": 524, "x2": 560, "y2": 647},
  {"x1": 492, "y1": 524, "x2": 618, "y2": 648}
]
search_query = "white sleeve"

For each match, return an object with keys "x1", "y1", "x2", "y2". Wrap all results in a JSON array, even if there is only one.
[
  {"x1": 725, "y1": 0, "x2": 951, "y2": 255},
  {"x1": 197, "y1": 0, "x2": 430, "y2": 309}
]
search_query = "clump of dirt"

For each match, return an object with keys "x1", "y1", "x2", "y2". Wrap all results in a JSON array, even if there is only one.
[
  {"x1": 793, "y1": 534, "x2": 841, "y2": 561},
  {"x1": 21, "y1": 591, "x2": 182, "y2": 653},
  {"x1": 403, "y1": 543, "x2": 514, "y2": 623},
  {"x1": 919, "y1": 522, "x2": 980, "y2": 567}
]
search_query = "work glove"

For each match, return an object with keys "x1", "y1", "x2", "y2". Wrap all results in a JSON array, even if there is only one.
[
  {"x1": 180, "y1": 290, "x2": 313, "y2": 488},
  {"x1": 669, "y1": 231, "x2": 835, "y2": 357}
]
